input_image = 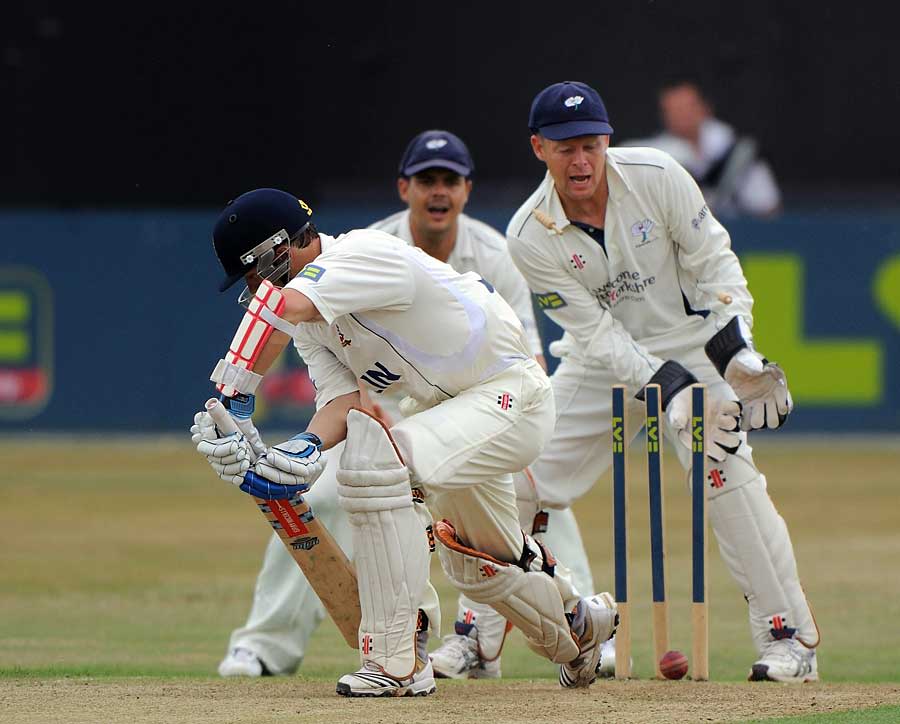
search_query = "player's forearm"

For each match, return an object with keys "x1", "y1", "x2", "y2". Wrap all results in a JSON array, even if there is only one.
[
  {"x1": 306, "y1": 390, "x2": 361, "y2": 450},
  {"x1": 582, "y1": 314, "x2": 665, "y2": 390}
]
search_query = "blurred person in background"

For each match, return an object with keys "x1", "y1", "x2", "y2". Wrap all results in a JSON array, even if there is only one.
[
  {"x1": 218, "y1": 130, "x2": 600, "y2": 681},
  {"x1": 623, "y1": 79, "x2": 781, "y2": 218}
]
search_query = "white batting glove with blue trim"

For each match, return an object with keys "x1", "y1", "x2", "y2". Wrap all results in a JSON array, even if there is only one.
[
  {"x1": 253, "y1": 432, "x2": 325, "y2": 488},
  {"x1": 191, "y1": 410, "x2": 253, "y2": 485}
]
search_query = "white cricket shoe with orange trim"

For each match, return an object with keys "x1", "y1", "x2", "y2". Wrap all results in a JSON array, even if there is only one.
[{"x1": 749, "y1": 638, "x2": 818, "y2": 683}]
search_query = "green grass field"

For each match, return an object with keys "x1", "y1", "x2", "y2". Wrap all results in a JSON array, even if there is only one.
[{"x1": 2, "y1": 435, "x2": 899, "y2": 722}]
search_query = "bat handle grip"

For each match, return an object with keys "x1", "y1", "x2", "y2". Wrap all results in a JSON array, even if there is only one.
[{"x1": 205, "y1": 397, "x2": 240, "y2": 435}]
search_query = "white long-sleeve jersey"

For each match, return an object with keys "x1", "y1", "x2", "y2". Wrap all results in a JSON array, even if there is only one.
[
  {"x1": 285, "y1": 231, "x2": 532, "y2": 410},
  {"x1": 506, "y1": 146, "x2": 753, "y2": 389},
  {"x1": 369, "y1": 210, "x2": 542, "y2": 357}
]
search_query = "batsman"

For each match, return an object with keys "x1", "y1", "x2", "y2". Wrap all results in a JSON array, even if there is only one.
[{"x1": 190, "y1": 188, "x2": 618, "y2": 697}]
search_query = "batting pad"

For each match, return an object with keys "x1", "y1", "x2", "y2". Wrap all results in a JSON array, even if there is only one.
[
  {"x1": 708, "y1": 474, "x2": 819, "y2": 653},
  {"x1": 454, "y1": 596, "x2": 511, "y2": 660},
  {"x1": 434, "y1": 521, "x2": 580, "y2": 664},
  {"x1": 216, "y1": 280, "x2": 285, "y2": 398},
  {"x1": 337, "y1": 408, "x2": 429, "y2": 679}
]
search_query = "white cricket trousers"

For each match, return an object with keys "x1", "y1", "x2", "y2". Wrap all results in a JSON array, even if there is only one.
[{"x1": 530, "y1": 343, "x2": 818, "y2": 652}]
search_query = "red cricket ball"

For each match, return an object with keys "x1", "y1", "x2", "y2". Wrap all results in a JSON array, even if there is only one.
[{"x1": 659, "y1": 649, "x2": 689, "y2": 680}]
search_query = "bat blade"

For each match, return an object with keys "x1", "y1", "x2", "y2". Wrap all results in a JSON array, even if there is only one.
[{"x1": 205, "y1": 398, "x2": 361, "y2": 648}]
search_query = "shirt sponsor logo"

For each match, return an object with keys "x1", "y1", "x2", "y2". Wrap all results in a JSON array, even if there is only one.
[
  {"x1": 691, "y1": 204, "x2": 709, "y2": 230},
  {"x1": 631, "y1": 218, "x2": 657, "y2": 246},
  {"x1": 298, "y1": 264, "x2": 325, "y2": 281},
  {"x1": 592, "y1": 271, "x2": 657, "y2": 306},
  {"x1": 535, "y1": 291, "x2": 568, "y2": 309},
  {"x1": 564, "y1": 95, "x2": 584, "y2": 108},
  {"x1": 360, "y1": 361, "x2": 401, "y2": 394}
]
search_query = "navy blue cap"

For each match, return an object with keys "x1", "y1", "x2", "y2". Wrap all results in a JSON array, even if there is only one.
[
  {"x1": 212, "y1": 188, "x2": 314, "y2": 291},
  {"x1": 528, "y1": 81, "x2": 614, "y2": 140},
  {"x1": 398, "y1": 130, "x2": 474, "y2": 178}
]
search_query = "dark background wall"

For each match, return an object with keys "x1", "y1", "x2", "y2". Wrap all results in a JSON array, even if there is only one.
[
  {"x1": 4, "y1": 1, "x2": 898, "y2": 207},
  {"x1": 2, "y1": 2, "x2": 898, "y2": 433}
]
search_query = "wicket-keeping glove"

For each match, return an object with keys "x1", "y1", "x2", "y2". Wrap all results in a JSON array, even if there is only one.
[
  {"x1": 639, "y1": 360, "x2": 742, "y2": 463},
  {"x1": 705, "y1": 317, "x2": 793, "y2": 431}
]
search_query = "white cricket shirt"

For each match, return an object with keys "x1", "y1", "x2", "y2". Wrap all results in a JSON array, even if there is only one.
[
  {"x1": 507, "y1": 146, "x2": 753, "y2": 389},
  {"x1": 369, "y1": 210, "x2": 542, "y2": 356},
  {"x1": 285, "y1": 230, "x2": 532, "y2": 409}
]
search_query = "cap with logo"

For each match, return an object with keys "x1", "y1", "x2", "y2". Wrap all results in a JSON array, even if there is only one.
[
  {"x1": 398, "y1": 129, "x2": 474, "y2": 178},
  {"x1": 212, "y1": 188, "x2": 314, "y2": 291},
  {"x1": 528, "y1": 81, "x2": 614, "y2": 141}
]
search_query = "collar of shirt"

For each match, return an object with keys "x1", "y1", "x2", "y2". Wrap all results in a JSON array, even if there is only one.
[{"x1": 317, "y1": 232, "x2": 338, "y2": 254}]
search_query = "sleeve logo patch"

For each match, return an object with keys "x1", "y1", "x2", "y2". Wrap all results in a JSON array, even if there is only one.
[
  {"x1": 298, "y1": 264, "x2": 325, "y2": 281},
  {"x1": 535, "y1": 291, "x2": 568, "y2": 309}
]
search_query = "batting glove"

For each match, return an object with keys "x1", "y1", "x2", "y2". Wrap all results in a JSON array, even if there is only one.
[
  {"x1": 191, "y1": 410, "x2": 253, "y2": 485},
  {"x1": 705, "y1": 317, "x2": 793, "y2": 431},
  {"x1": 253, "y1": 432, "x2": 325, "y2": 488},
  {"x1": 216, "y1": 393, "x2": 268, "y2": 457},
  {"x1": 239, "y1": 470, "x2": 310, "y2": 500}
]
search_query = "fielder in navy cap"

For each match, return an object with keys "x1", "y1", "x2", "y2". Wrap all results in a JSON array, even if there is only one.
[
  {"x1": 393, "y1": 130, "x2": 475, "y2": 255},
  {"x1": 398, "y1": 130, "x2": 474, "y2": 178},
  {"x1": 528, "y1": 81, "x2": 613, "y2": 141},
  {"x1": 526, "y1": 81, "x2": 614, "y2": 205}
]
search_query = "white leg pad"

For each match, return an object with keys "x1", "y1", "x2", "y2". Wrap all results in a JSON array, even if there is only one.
[
  {"x1": 705, "y1": 462, "x2": 819, "y2": 653},
  {"x1": 514, "y1": 468, "x2": 594, "y2": 599},
  {"x1": 455, "y1": 595, "x2": 510, "y2": 660},
  {"x1": 337, "y1": 409, "x2": 429, "y2": 680},
  {"x1": 412, "y1": 497, "x2": 441, "y2": 638},
  {"x1": 513, "y1": 468, "x2": 541, "y2": 532},
  {"x1": 538, "y1": 506, "x2": 595, "y2": 598},
  {"x1": 434, "y1": 521, "x2": 580, "y2": 664}
]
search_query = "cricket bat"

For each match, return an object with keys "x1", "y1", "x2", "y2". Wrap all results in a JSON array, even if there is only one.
[{"x1": 205, "y1": 397, "x2": 361, "y2": 648}]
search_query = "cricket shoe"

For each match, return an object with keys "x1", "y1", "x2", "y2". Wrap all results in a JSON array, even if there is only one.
[
  {"x1": 430, "y1": 622, "x2": 501, "y2": 679},
  {"x1": 217, "y1": 647, "x2": 272, "y2": 677},
  {"x1": 559, "y1": 592, "x2": 618, "y2": 689},
  {"x1": 336, "y1": 659, "x2": 437, "y2": 697},
  {"x1": 749, "y1": 638, "x2": 818, "y2": 683}
]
